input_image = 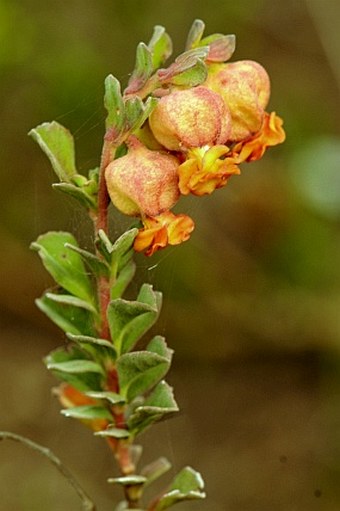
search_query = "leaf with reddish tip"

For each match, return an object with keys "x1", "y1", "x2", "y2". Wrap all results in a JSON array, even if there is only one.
[
  {"x1": 158, "y1": 47, "x2": 208, "y2": 86},
  {"x1": 125, "y1": 42, "x2": 153, "y2": 94},
  {"x1": 201, "y1": 33, "x2": 236, "y2": 62}
]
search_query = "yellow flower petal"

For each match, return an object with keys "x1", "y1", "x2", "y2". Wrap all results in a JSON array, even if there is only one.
[
  {"x1": 134, "y1": 211, "x2": 195, "y2": 256},
  {"x1": 234, "y1": 111, "x2": 286, "y2": 163},
  {"x1": 178, "y1": 145, "x2": 240, "y2": 196}
]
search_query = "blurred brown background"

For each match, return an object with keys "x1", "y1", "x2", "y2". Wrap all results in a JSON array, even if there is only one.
[{"x1": 2, "y1": 0, "x2": 340, "y2": 509}]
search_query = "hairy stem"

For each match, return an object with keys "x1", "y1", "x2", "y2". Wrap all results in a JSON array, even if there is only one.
[
  {"x1": 0, "y1": 431, "x2": 96, "y2": 511},
  {"x1": 95, "y1": 139, "x2": 114, "y2": 339},
  {"x1": 95, "y1": 136, "x2": 138, "y2": 508}
]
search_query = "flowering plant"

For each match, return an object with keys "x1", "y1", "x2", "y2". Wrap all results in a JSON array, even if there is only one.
[{"x1": 2, "y1": 19, "x2": 284, "y2": 510}]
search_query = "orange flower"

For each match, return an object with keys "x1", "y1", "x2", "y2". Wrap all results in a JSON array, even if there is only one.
[
  {"x1": 178, "y1": 145, "x2": 240, "y2": 196},
  {"x1": 134, "y1": 211, "x2": 195, "y2": 256},
  {"x1": 234, "y1": 112, "x2": 286, "y2": 163}
]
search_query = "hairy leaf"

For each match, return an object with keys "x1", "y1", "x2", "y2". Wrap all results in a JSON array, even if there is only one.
[
  {"x1": 45, "y1": 292, "x2": 98, "y2": 314},
  {"x1": 110, "y1": 260, "x2": 136, "y2": 300},
  {"x1": 148, "y1": 25, "x2": 173, "y2": 70},
  {"x1": 128, "y1": 381, "x2": 178, "y2": 434},
  {"x1": 61, "y1": 405, "x2": 113, "y2": 421},
  {"x1": 31, "y1": 231, "x2": 94, "y2": 304},
  {"x1": 141, "y1": 457, "x2": 172, "y2": 487},
  {"x1": 36, "y1": 294, "x2": 95, "y2": 336},
  {"x1": 45, "y1": 347, "x2": 102, "y2": 391},
  {"x1": 125, "y1": 42, "x2": 153, "y2": 94},
  {"x1": 155, "y1": 467, "x2": 205, "y2": 510},
  {"x1": 185, "y1": 19, "x2": 205, "y2": 50},
  {"x1": 200, "y1": 33, "x2": 236, "y2": 62},
  {"x1": 46, "y1": 359, "x2": 104, "y2": 375},
  {"x1": 52, "y1": 182, "x2": 97, "y2": 210},
  {"x1": 65, "y1": 243, "x2": 110, "y2": 279},
  {"x1": 95, "y1": 427, "x2": 130, "y2": 439},
  {"x1": 107, "y1": 300, "x2": 157, "y2": 355},
  {"x1": 117, "y1": 350, "x2": 171, "y2": 402},
  {"x1": 29, "y1": 121, "x2": 77, "y2": 182},
  {"x1": 104, "y1": 74, "x2": 126, "y2": 135}
]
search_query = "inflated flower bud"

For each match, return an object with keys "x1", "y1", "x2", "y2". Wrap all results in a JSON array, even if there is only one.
[
  {"x1": 105, "y1": 137, "x2": 180, "y2": 217},
  {"x1": 204, "y1": 60, "x2": 271, "y2": 141},
  {"x1": 149, "y1": 86, "x2": 232, "y2": 151}
]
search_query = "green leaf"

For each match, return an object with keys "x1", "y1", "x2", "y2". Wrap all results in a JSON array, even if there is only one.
[
  {"x1": 147, "y1": 336, "x2": 173, "y2": 359},
  {"x1": 110, "y1": 260, "x2": 136, "y2": 300},
  {"x1": 61, "y1": 405, "x2": 113, "y2": 421},
  {"x1": 66, "y1": 334, "x2": 113, "y2": 349},
  {"x1": 200, "y1": 33, "x2": 236, "y2": 62},
  {"x1": 141, "y1": 457, "x2": 172, "y2": 487},
  {"x1": 45, "y1": 292, "x2": 98, "y2": 314},
  {"x1": 52, "y1": 182, "x2": 97, "y2": 210},
  {"x1": 125, "y1": 42, "x2": 153, "y2": 94},
  {"x1": 96, "y1": 228, "x2": 137, "y2": 268},
  {"x1": 136, "y1": 96, "x2": 158, "y2": 129},
  {"x1": 144, "y1": 380, "x2": 177, "y2": 409},
  {"x1": 65, "y1": 243, "x2": 109, "y2": 279},
  {"x1": 36, "y1": 294, "x2": 95, "y2": 336},
  {"x1": 155, "y1": 467, "x2": 205, "y2": 511},
  {"x1": 107, "y1": 300, "x2": 157, "y2": 355},
  {"x1": 148, "y1": 25, "x2": 173, "y2": 70},
  {"x1": 124, "y1": 96, "x2": 158, "y2": 134},
  {"x1": 45, "y1": 346, "x2": 102, "y2": 391},
  {"x1": 31, "y1": 231, "x2": 94, "y2": 304},
  {"x1": 108, "y1": 475, "x2": 147, "y2": 486},
  {"x1": 169, "y1": 58, "x2": 207, "y2": 87},
  {"x1": 125, "y1": 96, "x2": 144, "y2": 130},
  {"x1": 85, "y1": 391, "x2": 125, "y2": 405},
  {"x1": 107, "y1": 289, "x2": 160, "y2": 355},
  {"x1": 29, "y1": 121, "x2": 77, "y2": 182},
  {"x1": 66, "y1": 333, "x2": 116, "y2": 359},
  {"x1": 104, "y1": 74, "x2": 126, "y2": 135},
  {"x1": 185, "y1": 19, "x2": 205, "y2": 50},
  {"x1": 117, "y1": 350, "x2": 172, "y2": 402},
  {"x1": 111, "y1": 228, "x2": 139, "y2": 261},
  {"x1": 46, "y1": 359, "x2": 104, "y2": 375},
  {"x1": 158, "y1": 47, "x2": 208, "y2": 87},
  {"x1": 95, "y1": 427, "x2": 130, "y2": 439},
  {"x1": 96, "y1": 229, "x2": 114, "y2": 262},
  {"x1": 128, "y1": 381, "x2": 178, "y2": 434},
  {"x1": 137, "y1": 283, "x2": 162, "y2": 309}
]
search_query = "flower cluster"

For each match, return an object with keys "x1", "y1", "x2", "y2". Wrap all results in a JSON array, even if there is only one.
[{"x1": 105, "y1": 39, "x2": 285, "y2": 256}]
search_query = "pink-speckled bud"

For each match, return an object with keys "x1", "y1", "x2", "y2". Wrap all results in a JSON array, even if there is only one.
[
  {"x1": 105, "y1": 137, "x2": 180, "y2": 217},
  {"x1": 204, "y1": 60, "x2": 271, "y2": 141},
  {"x1": 149, "y1": 86, "x2": 232, "y2": 151}
]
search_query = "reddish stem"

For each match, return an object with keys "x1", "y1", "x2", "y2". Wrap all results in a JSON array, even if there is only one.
[
  {"x1": 95, "y1": 133, "x2": 138, "y2": 508},
  {"x1": 95, "y1": 140, "x2": 112, "y2": 339}
]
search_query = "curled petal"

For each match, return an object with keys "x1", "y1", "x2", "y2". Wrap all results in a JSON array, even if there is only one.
[
  {"x1": 178, "y1": 145, "x2": 240, "y2": 196},
  {"x1": 134, "y1": 211, "x2": 195, "y2": 256},
  {"x1": 234, "y1": 112, "x2": 286, "y2": 163}
]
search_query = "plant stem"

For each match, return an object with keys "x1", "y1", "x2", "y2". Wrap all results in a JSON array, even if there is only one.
[
  {"x1": 0, "y1": 431, "x2": 96, "y2": 511},
  {"x1": 95, "y1": 136, "x2": 138, "y2": 508},
  {"x1": 96, "y1": 139, "x2": 114, "y2": 340}
]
